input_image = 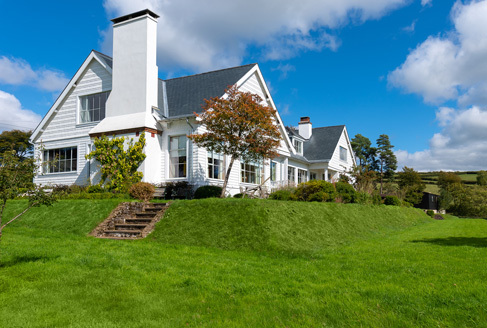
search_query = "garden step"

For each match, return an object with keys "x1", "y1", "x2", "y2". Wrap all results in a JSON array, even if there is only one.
[
  {"x1": 114, "y1": 223, "x2": 147, "y2": 230},
  {"x1": 96, "y1": 236, "x2": 139, "y2": 240},
  {"x1": 125, "y1": 218, "x2": 153, "y2": 224},
  {"x1": 144, "y1": 207, "x2": 163, "y2": 212},
  {"x1": 135, "y1": 212, "x2": 156, "y2": 218},
  {"x1": 103, "y1": 229, "x2": 141, "y2": 237}
]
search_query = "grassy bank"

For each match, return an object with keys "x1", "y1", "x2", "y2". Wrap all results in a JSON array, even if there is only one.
[
  {"x1": 150, "y1": 199, "x2": 430, "y2": 253},
  {"x1": 0, "y1": 199, "x2": 486, "y2": 327}
]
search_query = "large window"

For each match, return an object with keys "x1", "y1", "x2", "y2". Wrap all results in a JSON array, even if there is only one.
[
  {"x1": 293, "y1": 139, "x2": 303, "y2": 154},
  {"x1": 43, "y1": 147, "x2": 77, "y2": 173},
  {"x1": 270, "y1": 161, "x2": 277, "y2": 182},
  {"x1": 241, "y1": 160, "x2": 263, "y2": 184},
  {"x1": 80, "y1": 91, "x2": 110, "y2": 123},
  {"x1": 298, "y1": 169, "x2": 307, "y2": 184},
  {"x1": 288, "y1": 166, "x2": 295, "y2": 183},
  {"x1": 340, "y1": 146, "x2": 347, "y2": 162},
  {"x1": 169, "y1": 136, "x2": 187, "y2": 178},
  {"x1": 208, "y1": 151, "x2": 224, "y2": 180}
]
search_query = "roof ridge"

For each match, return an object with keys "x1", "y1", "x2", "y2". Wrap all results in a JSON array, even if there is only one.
[
  {"x1": 312, "y1": 125, "x2": 345, "y2": 129},
  {"x1": 92, "y1": 50, "x2": 112, "y2": 59},
  {"x1": 162, "y1": 63, "x2": 257, "y2": 81}
]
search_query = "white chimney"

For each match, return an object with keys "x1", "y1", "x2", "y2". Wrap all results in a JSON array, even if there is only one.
[
  {"x1": 106, "y1": 9, "x2": 159, "y2": 118},
  {"x1": 298, "y1": 116, "x2": 312, "y2": 139}
]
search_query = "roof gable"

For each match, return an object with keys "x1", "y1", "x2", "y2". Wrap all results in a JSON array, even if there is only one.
[{"x1": 30, "y1": 51, "x2": 113, "y2": 142}]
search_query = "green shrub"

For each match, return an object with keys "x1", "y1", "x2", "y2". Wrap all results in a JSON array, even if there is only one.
[
  {"x1": 233, "y1": 193, "x2": 243, "y2": 198},
  {"x1": 335, "y1": 182, "x2": 356, "y2": 203},
  {"x1": 384, "y1": 195, "x2": 401, "y2": 206},
  {"x1": 426, "y1": 210, "x2": 435, "y2": 217},
  {"x1": 308, "y1": 191, "x2": 325, "y2": 202},
  {"x1": 372, "y1": 193, "x2": 383, "y2": 205},
  {"x1": 355, "y1": 192, "x2": 371, "y2": 205},
  {"x1": 87, "y1": 185, "x2": 104, "y2": 193},
  {"x1": 295, "y1": 180, "x2": 336, "y2": 202},
  {"x1": 68, "y1": 185, "x2": 85, "y2": 194},
  {"x1": 52, "y1": 184, "x2": 70, "y2": 193},
  {"x1": 129, "y1": 182, "x2": 155, "y2": 202},
  {"x1": 164, "y1": 181, "x2": 193, "y2": 199},
  {"x1": 269, "y1": 189, "x2": 294, "y2": 201},
  {"x1": 194, "y1": 185, "x2": 222, "y2": 199}
]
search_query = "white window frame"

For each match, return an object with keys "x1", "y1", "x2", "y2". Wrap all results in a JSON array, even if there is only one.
[
  {"x1": 293, "y1": 139, "x2": 303, "y2": 154},
  {"x1": 297, "y1": 169, "x2": 307, "y2": 184},
  {"x1": 288, "y1": 166, "x2": 296, "y2": 183},
  {"x1": 78, "y1": 91, "x2": 110, "y2": 124},
  {"x1": 43, "y1": 146, "x2": 78, "y2": 174},
  {"x1": 339, "y1": 146, "x2": 347, "y2": 162},
  {"x1": 208, "y1": 151, "x2": 224, "y2": 180},
  {"x1": 168, "y1": 135, "x2": 188, "y2": 179},
  {"x1": 240, "y1": 159, "x2": 263, "y2": 184},
  {"x1": 270, "y1": 161, "x2": 277, "y2": 182}
]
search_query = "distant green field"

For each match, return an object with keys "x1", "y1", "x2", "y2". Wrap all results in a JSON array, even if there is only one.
[
  {"x1": 1, "y1": 199, "x2": 487, "y2": 327},
  {"x1": 394, "y1": 171, "x2": 481, "y2": 195}
]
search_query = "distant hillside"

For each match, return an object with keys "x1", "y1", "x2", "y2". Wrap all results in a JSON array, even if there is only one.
[
  {"x1": 149, "y1": 199, "x2": 429, "y2": 254},
  {"x1": 394, "y1": 171, "x2": 480, "y2": 195}
]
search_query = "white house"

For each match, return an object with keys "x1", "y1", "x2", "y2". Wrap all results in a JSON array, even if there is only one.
[{"x1": 30, "y1": 9, "x2": 356, "y2": 195}]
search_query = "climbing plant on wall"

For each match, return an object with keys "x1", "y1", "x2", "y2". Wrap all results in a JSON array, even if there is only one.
[{"x1": 86, "y1": 133, "x2": 146, "y2": 192}]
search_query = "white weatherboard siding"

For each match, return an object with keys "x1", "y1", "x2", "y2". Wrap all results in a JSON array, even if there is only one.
[
  {"x1": 328, "y1": 130, "x2": 354, "y2": 173},
  {"x1": 34, "y1": 137, "x2": 91, "y2": 186},
  {"x1": 33, "y1": 59, "x2": 112, "y2": 186},
  {"x1": 39, "y1": 60, "x2": 112, "y2": 141}
]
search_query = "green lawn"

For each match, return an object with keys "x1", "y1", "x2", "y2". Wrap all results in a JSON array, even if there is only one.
[{"x1": 1, "y1": 199, "x2": 486, "y2": 327}]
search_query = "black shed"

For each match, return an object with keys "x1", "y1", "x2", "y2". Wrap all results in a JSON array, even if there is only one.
[{"x1": 414, "y1": 192, "x2": 439, "y2": 210}]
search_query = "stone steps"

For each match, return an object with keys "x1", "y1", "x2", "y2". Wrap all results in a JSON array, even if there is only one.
[{"x1": 91, "y1": 202, "x2": 170, "y2": 240}]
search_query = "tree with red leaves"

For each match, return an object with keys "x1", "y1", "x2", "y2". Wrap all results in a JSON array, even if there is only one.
[{"x1": 189, "y1": 85, "x2": 281, "y2": 197}]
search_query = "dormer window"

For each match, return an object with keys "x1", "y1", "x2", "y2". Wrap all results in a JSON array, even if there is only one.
[
  {"x1": 293, "y1": 139, "x2": 303, "y2": 154},
  {"x1": 80, "y1": 91, "x2": 110, "y2": 123}
]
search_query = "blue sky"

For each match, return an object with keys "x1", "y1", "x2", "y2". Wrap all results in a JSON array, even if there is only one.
[{"x1": 1, "y1": 0, "x2": 486, "y2": 171}]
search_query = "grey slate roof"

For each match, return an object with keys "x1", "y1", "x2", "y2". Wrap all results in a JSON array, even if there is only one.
[
  {"x1": 303, "y1": 125, "x2": 345, "y2": 161},
  {"x1": 286, "y1": 125, "x2": 345, "y2": 161},
  {"x1": 163, "y1": 64, "x2": 256, "y2": 117}
]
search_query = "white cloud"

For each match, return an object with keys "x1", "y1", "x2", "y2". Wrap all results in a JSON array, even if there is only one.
[
  {"x1": 390, "y1": 1, "x2": 487, "y2": 171},
  {"x1": 396, "y1": 106, "x2": 487, "y2": 171},
  {"x1": 388, "y1": 0, "x2": 487, "y2": 105},
  {"x1": 0, "y1": 90, "x2": 42, "y2": 132},
  {"x1": 421, "y1": 0, "x2": 432, "y2": 7},
  {"x1": 102, "y1": 0, "x2": 409, "y2": 71},
  {"x1": 402, "y1": 19, "x2": 416, "y2": 32},
  {"x1": 272, "y1": 63, "x2": 296, "y2": 80},
  {"x1": 0, "y1": 56, "x2": 68, "y2": 92}
]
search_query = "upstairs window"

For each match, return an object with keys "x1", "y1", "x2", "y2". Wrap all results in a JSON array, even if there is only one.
[
  {"x1": 293, "y1": 139, "x2": 303, "y2": 154},
  {"x1": 169, "y1": 136, "x2": 187, "y2": 178},
  {"x1": 208, "y1": 151, "x2": 224, "y2": 180},
  {"x1": 43, "y1": 147, "x2": 77, "y2": 173},
  {"x1": 340, "y1": 146, "x2": 347, "y2": 162},
  {"x1": 80, "y1": 91, "x2": 110, "y2": 123}
]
